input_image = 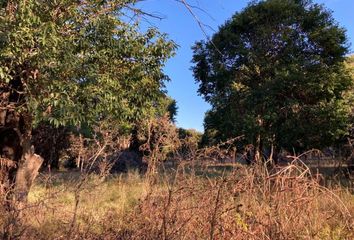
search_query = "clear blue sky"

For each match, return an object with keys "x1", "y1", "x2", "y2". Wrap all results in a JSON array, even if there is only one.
[{"x1": 137, "y1": 0, "x2": 354, "y2": 132}]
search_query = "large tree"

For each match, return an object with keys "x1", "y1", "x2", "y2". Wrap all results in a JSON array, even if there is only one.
[
  {"x1": 192, "y1": 0, "x2": 353, "y2": 161},
  {"x1": 0, "y1": 0, "x2": 176, "y2": 201}
]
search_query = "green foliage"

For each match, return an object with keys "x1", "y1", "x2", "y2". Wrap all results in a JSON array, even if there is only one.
[
  {"x1": 156, "y1": 94, "x2": 178, "y2": 123},
  {"x1": 178, "y1": 128, "x2": 202, "y2": 145},
  {"x1": 346, "y1": 55, "x2": 354, "y2": 78},
  {"x1": 192, "y1": 0, "x2": 353, "y2": 151},
  {"x1": 0, "y1": 0, "x2": 176, "y2": 131},
  {"x1": 178, "y1": 128, "x2": 202, "y2": 155}
]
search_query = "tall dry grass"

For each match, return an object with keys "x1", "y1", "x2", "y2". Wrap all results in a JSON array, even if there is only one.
[
  {"x1": 1, "y1": 122, "x2": 353, "y2": 239},
  {"x1": 121, "y1": 161, "x2": 353, "y2": 240},
  {"x1": 0, "y1": 160, "x2": 353, "y2": 239}
]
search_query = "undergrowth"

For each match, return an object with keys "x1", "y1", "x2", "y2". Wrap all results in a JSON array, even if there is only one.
[{"x1": 1, "y1": 161, "x2": 353, "y2": 240}]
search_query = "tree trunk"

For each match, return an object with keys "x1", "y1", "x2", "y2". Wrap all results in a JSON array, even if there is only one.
[
  {"x1": 254, "y1": 116, "x2": 263, "y2": 163},
  {"x1": 1, "y1": 72, "x2": 43, "y2": 203},
  {"x1": 253, "y1": 114, "x2": 267, "y2": 164},
  {"x1": 268, "y1": 134, "x2": 279, "y2": 166},
  {"x1": 254, "y1": 133, "x2": 262, "y2": 163},
  {"x1": 0, "y1": 114, "x2": 43, "y2": 203},
  {"x1": 254, "y1": 137, "x2": 260, "y2": 163},
  {"x1": 13, "y1": 141, "x2": 43, "y2": 202}
]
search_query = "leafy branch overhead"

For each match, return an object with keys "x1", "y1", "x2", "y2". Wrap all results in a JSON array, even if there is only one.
[{"x1": 0, "y1": 0, "x2": 177, "y2": 130}]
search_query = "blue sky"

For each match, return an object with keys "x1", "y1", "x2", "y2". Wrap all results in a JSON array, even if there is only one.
[{"x1": 137, "y1": 0, "x2": 354, "y2": 132}]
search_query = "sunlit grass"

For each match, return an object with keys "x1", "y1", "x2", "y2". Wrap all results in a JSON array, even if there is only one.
[{"x1": 2, "y1": 163, "x2": 354, "y2": 239}]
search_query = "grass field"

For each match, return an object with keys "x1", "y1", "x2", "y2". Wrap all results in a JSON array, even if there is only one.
[{"x1": 1, "y1": 161, "x2": 353, "y2": 239}]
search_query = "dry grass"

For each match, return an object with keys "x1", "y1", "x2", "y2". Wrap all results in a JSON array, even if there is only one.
[
  {"x1": 1, "y1": 161, "x2": 353, "y2": 240},
  {"x1": 123, "y1": 162, "x2": 354, "y2": 240},
  {"x1": 1, "y1": 127, "x2": 353, "y2": 239}
]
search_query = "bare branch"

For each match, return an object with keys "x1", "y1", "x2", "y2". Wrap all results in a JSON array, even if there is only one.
[{"x1": 176, "y1": 0, "x2": 222, "y2": 55}]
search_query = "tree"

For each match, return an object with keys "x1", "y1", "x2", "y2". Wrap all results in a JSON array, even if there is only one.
[
  {"x1": 345, "y1": 55, "x2": 354, "y2": 139},
  {"x1": 346, "y1": 55, "x2": 354, "y2": 78},
  {"x1": 192, "y1": 0, "x2": 353, "y2": 162},
  {"x1": 0, "y1": 0, "x2": 176, "y2": 201},
  {"x1": 156, "y1": 95, "x2": 178, "y2": 123},
  {"x1": 178, "y1": 128, "x2": 202, "y2": 157}
]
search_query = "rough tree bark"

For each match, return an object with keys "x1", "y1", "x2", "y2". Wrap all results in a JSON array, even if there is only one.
[{"x1": 0, "y1": 67, "x2": 43, "y2": 203}]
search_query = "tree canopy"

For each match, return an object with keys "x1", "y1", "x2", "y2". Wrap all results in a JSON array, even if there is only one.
[
  {"x1": 346, "y1": 55, "x2": 354, "y2": 78},
  {"x1": 0, "y1": 0, "x2": 177, "y2": 201},
  {"x1": 192, "y1": 0, "x2": 353, "y2": 154},
  {"x1": 0, "y1": 0, "x2": 176, "y2": 132}
]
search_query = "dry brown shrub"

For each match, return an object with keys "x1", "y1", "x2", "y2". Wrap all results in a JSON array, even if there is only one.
[
  {"x1": 138, "y1": 115, "x2": 181, "y2": 182},
  {"x1": 1, "y1": 132, "x2": 353, "y2": 239},
  {"x1": 120, "y1": 161, "x2": 353, "y2": 240}
]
